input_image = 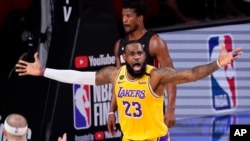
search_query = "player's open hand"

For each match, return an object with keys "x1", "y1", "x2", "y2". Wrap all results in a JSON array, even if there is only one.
[
  {"x1": 15, "y1": 52, "x2": 43, "y2": 76},
  {"x1": 218, "y1": 44, "x2": 243, "y2": 67},
  {"x1": 164, "y1": 109, "x2": 176, "y2": 128}
]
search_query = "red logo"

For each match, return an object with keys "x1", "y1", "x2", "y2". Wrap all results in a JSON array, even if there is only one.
[
  {"x1": 94, "y1": 131, "x2": 105, "y2": 140},
  {"x1": 75, "y1": 56, "x2": 89, "y2": 68}
]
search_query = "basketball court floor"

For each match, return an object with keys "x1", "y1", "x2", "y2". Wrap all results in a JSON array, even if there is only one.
[{"x1": 169, "y1": 110, "x2": 250, "y2": 141}]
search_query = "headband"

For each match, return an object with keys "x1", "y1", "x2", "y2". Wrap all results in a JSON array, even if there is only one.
[{"x1": 4, "y1": 119, "x2": 28, "y2": 136}]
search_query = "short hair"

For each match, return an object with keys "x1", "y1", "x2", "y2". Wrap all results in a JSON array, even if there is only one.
[
  {"x1": 123, "y1": 40, "x2": 145, "y2": 53},
  {"x1": 122, "y1": 0, "x2": 150, "y2": 18}
]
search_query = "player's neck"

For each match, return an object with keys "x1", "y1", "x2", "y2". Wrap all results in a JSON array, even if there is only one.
[
  {"x1": 127, "y1": 73, "x2": 138, "y2": 80},
  {"x1": 128, "y1": 28, "x2": 147, "y2": 40}
]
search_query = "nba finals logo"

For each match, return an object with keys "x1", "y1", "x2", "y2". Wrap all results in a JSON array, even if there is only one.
[
  {"x1": 208, "y1": 34, "x2": 237, "y2": 112},
  {"x1": 73, "y1": 84, "x2": 91, "y2": 129}
]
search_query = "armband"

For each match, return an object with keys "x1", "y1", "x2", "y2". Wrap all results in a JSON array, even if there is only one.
[
  {"x1": 108, "y1": 112, "x2": 115, "y2": 115},
  {"x1": 216, "y1": 59, "x2": 223, "y2": 68}
]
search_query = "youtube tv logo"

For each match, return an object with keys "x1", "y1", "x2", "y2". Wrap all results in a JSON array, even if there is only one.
[{"x1": 75, "y1": 56, "x2": 89, "y2": 68}]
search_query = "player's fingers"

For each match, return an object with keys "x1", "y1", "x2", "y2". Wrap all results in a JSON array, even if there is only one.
[
  {"x1": 62, "y1": 133, "x2": 67, "y2": 141},
  {"x1": 220, "y1": 43, "x2": 226, "y2": 52},
  {"x1": 107, "y1": 115, "x2": 116, "y2": 136},
  {"x1": 18, "y1": 60, "x2": 28, "y2": 65},
  {"x1": 167, "y1": 121, "x2": 172, "y2": 128},
  {"x1": 15, "y1": 63, "x2": 26, "y2": 68},
  {"x1": 15, "y1": 68, "x2": 22, "y2": 72},
  {"x1": 107, "y1": 122, "x2": 113, "y2": 136},
  {"x1": 15, "y1": 68, "x2": 26, "y2": 74},
  {"x1": 232, "y1": 49, "x2": 243, "y2": 58},
  {"x1": 57, "y1": 137, "x2": 61, "y2": 141},
  {"x1": 112, "y1": 120, "x2": 116, "y2": 130},
  {"x1": 18, "y1": 73, "x2": 26, "y2": 76},
  {"x1": 164, "y1": 119, "x2": 168, "y2": 126},
  {"x1": 234, "y1": 47, "x2": 242, "y2": 52},
  {"x1": 34, "y1": 52, "x2": 40, "y2": 62},
  {"x1": 15, "y1": 66, "x2": 26, "y2": 71},
  {"x1": 168, "y1": 121, "x2": 175, "y2": 128},
  {"x1": 111, "y1": 123, "x2": 116, "y2": 136},
  {"x1": 168, "y1": 121, "x2": 172, "y2": 128}
]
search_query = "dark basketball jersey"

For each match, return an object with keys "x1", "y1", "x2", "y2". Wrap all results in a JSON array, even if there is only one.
[{"x1": 118, "y1": 30, "x2": 159, "y2": 67}]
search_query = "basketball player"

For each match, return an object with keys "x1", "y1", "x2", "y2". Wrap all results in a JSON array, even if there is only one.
[
  {"x1": 15, "y1": 41, "x2": 242, "y2": 141},
  {"x1": 110, "y1": 0, "x2": 176, "y2": 136}
]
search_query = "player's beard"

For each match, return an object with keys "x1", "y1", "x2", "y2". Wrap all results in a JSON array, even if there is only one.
[
  {"x1": 124, "y1": 24, "x2": 138, "y2": 34},
  {"x1": 125, "y1": 61, "x2": 147, "y2": 78}
]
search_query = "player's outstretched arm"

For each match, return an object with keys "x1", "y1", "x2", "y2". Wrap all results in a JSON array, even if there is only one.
[
  {"x1": 15, "y1": 52, "x2": 118, "y2": 86},
  {"x1": 158, "y1": 44, "x2": 243, "y2": 85},
  {"x1": 107, "y1": 90, "x2": 117, "y2": 136}
]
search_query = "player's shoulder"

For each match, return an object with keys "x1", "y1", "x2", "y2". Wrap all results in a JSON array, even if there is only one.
[
  {"x1": 120, "y1": 35, "x2": 128, "y2": 42},
  {"x1": 114, "y1": 38, "x2": 122, "y2": 46},
  {"x1": 147, "y1": 31, "x2": 162, "y2": 42},
  {"x1": 146, "y1": 64, "x2": 155, "y2": 70},
  {"x1": 149, "y1": 34, "x2": 165, "y2": 47},
  {"x1": 105, "y1": 66, "x2": 119, "y2": 78}
]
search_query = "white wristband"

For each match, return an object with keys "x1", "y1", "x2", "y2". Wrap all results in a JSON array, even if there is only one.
[
  {"x1": 216, "y1": 59, "x2": 223, "y2": 68},
  {"x1": 108, "y1": 112, "x2": 115, "y2": 115}
]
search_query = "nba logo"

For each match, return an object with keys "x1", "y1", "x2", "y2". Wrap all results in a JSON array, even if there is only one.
[
  {"x1": 208, "y1": 34, "x2": 237, "y2": 112},
  {"x1": 73, "y1": 84, "x2": 91, "y2": 129}
]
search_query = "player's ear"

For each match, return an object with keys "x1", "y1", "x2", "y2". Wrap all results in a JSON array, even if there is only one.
[
  {"x1": 122, "y1": 53, "x2": 126, "y2": 61},
  {"x1": 138, "y1": 15, "x2": 143, "y2": 23}
]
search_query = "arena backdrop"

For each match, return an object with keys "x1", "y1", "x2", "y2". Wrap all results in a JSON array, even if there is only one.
[
  {"x1": 1, "y1": 0, "x2": 250, "y2": 141},
  {"x1": 156, "y1": 21, "x2": 250, "y2": 119},
  {"x1": 155, "y1": 20, "x2": 250, "y2": 141}
]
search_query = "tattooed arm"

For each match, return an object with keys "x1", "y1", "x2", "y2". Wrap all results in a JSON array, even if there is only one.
[
  {"x1": 158, "y1": 61, "x2": 220, "y2": 85},
  {"x1": 95, "y1": 66, "x2": 118, "y2": 85},
  {"x1": 156, "y1": 44, "x2": 243, "y2": 85}
]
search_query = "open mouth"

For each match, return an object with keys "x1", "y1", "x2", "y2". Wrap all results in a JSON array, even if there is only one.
[
  {"x1": 123, "y1": 25, "x2": 130, "y2": 30},
  {"x1": 133, "y1": 63, "x2": 141, "y2": 72}
]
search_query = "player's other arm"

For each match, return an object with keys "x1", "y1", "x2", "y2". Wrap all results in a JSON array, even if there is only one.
[
  {"x1": 114, "y1": 39, "x2": 122, "y2": 68},
  {"x1": 110, "y1": 39, "x2": 121, "y2": 113},
  {"x1": 15, "y1": 52, "x2": 117, "y2": 86},
  {"x1": 107, "y1": 39, "x2": 121, "y2": 136},
  {"x1": 150, "y1": 35, "x2": 177, "y2": 127},
  {"x1": 157, "y1": 44, "x2": 242, "y2": 85}
]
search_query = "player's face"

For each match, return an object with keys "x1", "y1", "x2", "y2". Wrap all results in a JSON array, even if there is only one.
[
  {"x1": 124, "y1": 43, "x2": 147, "y2": 78},
  {"x1": 122, "y1": 8, "x2": 140, "y2": 34}
]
